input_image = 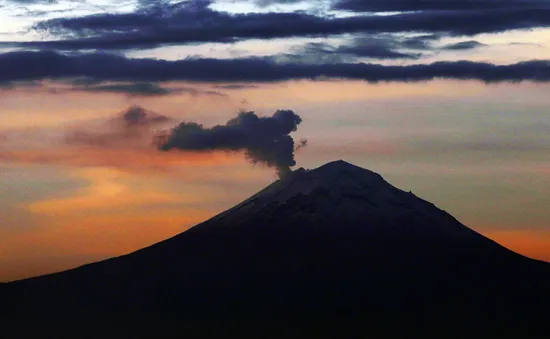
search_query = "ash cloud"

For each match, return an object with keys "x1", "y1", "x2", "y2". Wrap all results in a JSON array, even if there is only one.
[
  {"x1": 121, "y1": 105, "x2": 170, "y2": 126},
  {"x1": 157, "y1": 110, "x2": 306, "y2": 178},
  {"x1": 67, "y1": 106, "x2": 171, "y2": 148}
]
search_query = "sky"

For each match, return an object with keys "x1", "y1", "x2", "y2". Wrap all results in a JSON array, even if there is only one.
[{"x1": 0, "y1": 0, "x2": 549, "y2": 282}]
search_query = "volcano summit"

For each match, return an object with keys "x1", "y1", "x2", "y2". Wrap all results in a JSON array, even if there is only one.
[{"x1": 2, "y1": 161, "x2": 549, "y2": 338}]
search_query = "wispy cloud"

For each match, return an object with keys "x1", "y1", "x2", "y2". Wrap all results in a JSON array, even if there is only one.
[
  {"x1": 64, "y1": 105, "x2": 171, "y2": 148},
  {"x1": 71, "y1": 82, "x2": 181, "y2": 97}
]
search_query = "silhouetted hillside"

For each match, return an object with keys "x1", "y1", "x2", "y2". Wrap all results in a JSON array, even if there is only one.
[{"x1": 2, "y1": 161, "x2": 549, "y2": 338}]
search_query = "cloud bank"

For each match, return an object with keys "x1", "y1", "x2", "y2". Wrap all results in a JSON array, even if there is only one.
[
  {"x1": 1, "y1": 51, "x2": 549, "y2": 84},
  {"x1": 332, "y1": 0, "x2": 549, "y2": 12},
  {"x1": 1, "y1": 0, "x2": 547, "y2": 51}
]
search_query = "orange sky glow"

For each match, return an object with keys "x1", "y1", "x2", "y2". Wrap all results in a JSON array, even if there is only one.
[{"x1": 1, "y1": 80, "x2": 549, "y2": 281}]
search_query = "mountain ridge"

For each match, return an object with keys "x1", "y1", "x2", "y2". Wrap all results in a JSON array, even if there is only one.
[{"x1": 2, "y1": 160, "x2": 549, "y2": 338}]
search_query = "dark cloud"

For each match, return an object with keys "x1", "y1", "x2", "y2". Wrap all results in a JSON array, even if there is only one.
[
  {"x1": 71, "y1": 82, "x2": 226, "y2": 97},
  {"x1": 337, "y1": 34, "x2": 433, "y2": 59},
  {"x1": 72, "y1": 82, "x2": 180, "y2": 96},
  {"x1": 1, "y1": 51, "x2": 550, "y2": 84},
  {"x1": 66, "y1": 77, "x2": 102, "y2": 86},
  {"x1": 213, "y1": 84, "x2": 259, "y2": 90},
  {"x1": 442, "y1": 40, "x2": 486, "y2": 51},
  {"x1": 277, "y1": 42, "x2": 352, "y2": 64},
  {"x1": 157, "y1": 110, "x2": 305, "y2": 178},
  {"x1": 332, "y1": 0, "x2": 549, "y2": 12},
  {"x1": 66, "y1": 105, "x2": 171, "y2": 148},
  {"x1": 288, "y1": 35, "x2": 439, "y2": 61},
  {"x1": 400, "y1": 34, "x2": 439, "y2": 50},
  {"x1": 336, "y1": 37, "x2": 422, "y2": 60},
  {"x1": 0, "y1": 80, "x2": 43, "y2": 91},
  {"x1": 2, "y1": 0, "x2": 547, "y2": 51},
  {"x1": 0, "y1": 82, "x2": 16, "y2": 90},
  {"x1": 278, "y1": 38, "x2": 420, "y2": 64}
]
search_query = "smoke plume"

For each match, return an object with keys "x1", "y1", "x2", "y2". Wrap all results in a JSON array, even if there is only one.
[
  {"x1": 121, "y1": 105, "x2": 170, "y2": 126},
  {"x1": 66, "y1": 106, "x2": 171, "y2": 148},
  {"x1": 156, "y1": 110, "x2": 305, "y2": 178}
]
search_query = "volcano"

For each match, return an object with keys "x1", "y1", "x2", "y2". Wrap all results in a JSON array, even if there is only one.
[{"x1": 2, "y1": 161, "x2": 549, "y2": 338}]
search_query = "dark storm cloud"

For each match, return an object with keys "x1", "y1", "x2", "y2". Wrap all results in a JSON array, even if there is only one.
[
  {"x1": 3, "y1": 0, "x2": 548, "y2": 51},
  {"x1": 332, "y1": 0, "x2": 550, "y2": 12},
  {"x1": 1, "y1": 51, "x2": 550, "y2": 84},
  {"x1": 157, "y1": 110, "x2": 305, "y2": 178}
]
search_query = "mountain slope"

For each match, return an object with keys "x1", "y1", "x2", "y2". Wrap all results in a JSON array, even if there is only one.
[{"x1": 2, "y1": 160, "x2": 549, "y2": 338}]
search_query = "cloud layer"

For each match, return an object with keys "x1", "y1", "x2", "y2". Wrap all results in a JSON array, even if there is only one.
[
  {"x1": 1, "y1": 0, "x2": 548, "y2": 51},
  {"x1": 333, "y1": 0, "x2": 550, "y2": 12},
  {"x1": 1, "y1": 51, "x2": 549, "y2": 84}
]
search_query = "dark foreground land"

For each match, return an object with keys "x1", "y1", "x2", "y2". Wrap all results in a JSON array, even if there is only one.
[{"x1": 2, "y1": 161, "x2": 549, "y2": 338}]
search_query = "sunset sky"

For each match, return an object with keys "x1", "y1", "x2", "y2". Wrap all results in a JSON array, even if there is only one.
[{"x1": 1, "y1": 0, "x2": 549, "y2": 282}]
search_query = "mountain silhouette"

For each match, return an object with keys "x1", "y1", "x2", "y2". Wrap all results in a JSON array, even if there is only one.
[{"x1": 2, "y1": 160, "x2": 549, "y2": 338}]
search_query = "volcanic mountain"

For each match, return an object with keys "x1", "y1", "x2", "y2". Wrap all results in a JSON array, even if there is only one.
[{"x1": 2, "y1": 161, "x2": 549, "y2": 338}]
